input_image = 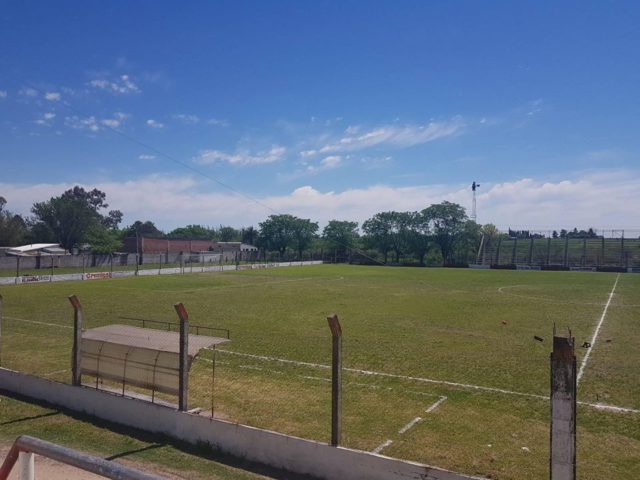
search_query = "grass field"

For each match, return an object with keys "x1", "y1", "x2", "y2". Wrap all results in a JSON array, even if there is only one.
[{"x1": 1, "y1": 265, "x2": 639, "y2": 479}]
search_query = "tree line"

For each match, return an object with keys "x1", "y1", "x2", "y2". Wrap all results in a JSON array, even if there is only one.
[{"x1": 0, "y1": 186, "x2": 610, "y2": 265}]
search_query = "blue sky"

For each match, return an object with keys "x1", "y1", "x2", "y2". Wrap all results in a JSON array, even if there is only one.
[{"x1": 1, "y1": 1, "x2": 639, "y2": 231}]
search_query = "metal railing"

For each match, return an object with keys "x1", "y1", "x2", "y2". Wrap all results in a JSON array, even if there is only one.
[
  {"x1": 119, "y1": 315, "x2": 231, "y2": 339},
  {"x1": 0, "y1": 435, "x2": 163, "y2": 480}
]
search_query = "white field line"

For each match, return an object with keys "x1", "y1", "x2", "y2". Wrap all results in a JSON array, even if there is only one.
[
  {"x1": 4, "y1": 316, "x2": 72, "y2": 329},
  {"x1": 371, "y1": 439, "x2": 393, "y2": 454},
  {"x1": 216, "y1": 349, "x2": 547, "y2": 400},
  {"x1": 578, "y1": 402, "x2": 640, "y2": 414},
  {"x1": 398, "y1": 416, "x2": 422, "y2": 434},
  {"x1": 577, "y1": 273, "x2": 621, "y2": 385},
  {"x1": 214, "y1": 349, "x2": 640, "y2": 414},
  {"x1": 42, "y1": 369, "x2": 69, "y2": 377},
  {"x1": 7, "y1": 315, "x2": 638, "y2": 414},
  {"x1": 377, "y1": 396, "x2": 448, "y2": 454},
  {"x1": 425, "y1": 395, "x2": 448, "y2": 413},
  {"x1": 397, "y1": 396, "x2": 448, "y2": 436}
]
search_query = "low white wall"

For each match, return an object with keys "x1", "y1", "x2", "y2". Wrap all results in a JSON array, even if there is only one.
[
  {"x1": 0, "y1": 368, "x2": 481, "y2": 480},
  {"x1": 0, "y1": 261, "x2": 323, "y2": 286}
]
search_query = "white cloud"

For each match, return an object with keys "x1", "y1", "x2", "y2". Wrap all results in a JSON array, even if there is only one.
[
  {"x1": 304, "y1": 155, "x2": 343, "y2": 175},
  {"x1": 138, "y1": 154, "x2": 156, "y2": 160},
  {"x1": 65, "y1": 112, "x2": 129, "y2": 131},
  {"x1": 44, "y1": 92, "x2": 61, "y2": 101},
  {"x1": 321, "y1": 155, "x2": 342, "y2": 168},
  {"x1": 194, "y1": 145, "x2": 286, "y2": 166},
  {"x1": 19, "y1": 87, "x2": 38, "y2": 97},
  {"x1": 172, "y1": 114, "x2": 200, "y2": 124},
  {"x1": 34, "y1": 112, "x2": 56, "y2": 126},
  {"x1": 305, "y1": 119, "x2": 463, "y2": 156},
  {"x1": 101, "y1": 119, "x2": 120, "y2": 128},
  {"x1": 65, "y1": 115, "x2": 100, "y2": 132},
  {"x1": 146, "y1": 119, "x2": 164, "y2": 129},
  {"x1": 1, "y1": 170, "x2": 638, "y2": 231},
  {"x1": 0, "y1": 91, "x2": 7, "y2": 99},
  {"x1": 207, "y1": 118, "x2": 229, "y2": 127},
  {"x1": 88, "y1": 74, "x2": 140, "y2": 94}
]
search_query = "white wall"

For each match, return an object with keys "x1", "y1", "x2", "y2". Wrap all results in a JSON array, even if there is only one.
[{"x1": 0, "y1": 368, "x2": 483, "y2": 480}]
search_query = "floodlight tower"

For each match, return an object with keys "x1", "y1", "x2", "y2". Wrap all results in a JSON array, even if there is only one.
[{"x1": 471, "y1": 181, "x2": 480, "y2": 222}]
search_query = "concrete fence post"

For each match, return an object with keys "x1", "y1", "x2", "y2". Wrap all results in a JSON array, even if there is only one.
[
  {"x1": 174, "y1": 303, "x2": 189, "y2": 412},
  {"x1": 327, "y1": 314, "x2": 343, "y2": 446},
  {"x1": 68, "y1": 295, "x2": 83, "y2": 387},
  {"x1": 0, "y1": 294, "x2": 3, "y2": 367},
  {"x1": 550, "y1": 332, "x2": 576, "y2": 480},
  {"x1": 19, "y1": 451, "x2": 35, "y2": 480}
]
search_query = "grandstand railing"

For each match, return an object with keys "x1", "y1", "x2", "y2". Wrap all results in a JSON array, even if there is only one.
[{"x1": 0, "y1": 435, "x2": 163, "y2": 480}]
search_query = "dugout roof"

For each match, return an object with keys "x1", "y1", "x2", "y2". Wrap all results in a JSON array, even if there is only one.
[{"x1": 80, "y1": 324, "x2": 229, "y2": 395}]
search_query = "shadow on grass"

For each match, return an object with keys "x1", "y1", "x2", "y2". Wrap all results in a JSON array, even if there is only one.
[
  {"x1": 0, "y1": 410, "x2": 60, "y2": 426},
  {"x1": 0, "y1": 389, "x2": 319, "y2": 480},
  {"x1": 105, "y1": 443, "x2": 165, "y2": 461}
]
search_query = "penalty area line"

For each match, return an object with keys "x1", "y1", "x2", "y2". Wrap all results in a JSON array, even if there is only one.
[
  {"x1": 576, "y1": 273, "x2": 620, "y2": 386},
  {"x1": 214, "y1": 349, "x2": 640, "y2": 414},
  {"x1": 375, "y1": 395, "x2": 448, "y2": 454}
]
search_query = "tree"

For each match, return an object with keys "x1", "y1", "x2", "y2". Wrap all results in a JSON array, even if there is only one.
[
  {"x1": 322, "y1": 220, "x2": 359, "y2": 259},
  {"x1": 30, "y1": 187, "x2": 122, "y2": 250},
  {"x1": 362, "y1": 212, "x2": 395, "y2": 263},
  {"x1": 217, "y1": 226, "x2": 241, "y2": 242},
  {"x1": 405, "y1": 211, "x2": 431, "y2": 266},
  {"x1": 84, "y1": 225, "x2": 122, "y2": 254},
  {"x1": 258, "y1": 214, "x2": 318, "y2": 258},
  {"x1": 258, "y1": 214, "x2": 296, "y2": 256},
  {"x1": 167, "y1": 224, "x2": 213, "y2": 239},
  {"x1": 0, "y1": 197, "x2": 29, "y2": 246},
  {"x1": 388, "y1": 211, "x2": 412, "y2": 263},
  {"x1": 422, "y1": 201, "x2": 468, "y2": 264},
  {"x1": 241, "y1": 226, "x2": 257, "y2": 245},
  {"x1": 60, "y1": 186, "x2": 123, "y2": 229},
  {"x1": 290, "y1": 217, "x2": 319, "y2": 259},
  {"x1": 122, "y1": 220, "x2": 164, "y2": 238},
  {"x1": 31, "y1": 196, "x2": 99, "y2": 250},
  {"x1": 454, "y1": 220, "x2": 482, "y2": 263}
]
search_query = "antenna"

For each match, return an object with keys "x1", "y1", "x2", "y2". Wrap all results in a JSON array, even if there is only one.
[{"x1": 471, "y1": 181, "x2": 480, "y2": 222}]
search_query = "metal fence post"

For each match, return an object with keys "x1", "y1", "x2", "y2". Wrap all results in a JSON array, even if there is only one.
[
  {"x1": 68, "y1": 295, "x2": 83, "y2": 387},
  {"x1": 550, "y1": 331, "x2": 576, "y2": 480},
  {"x1": 327, "y1": 314, "x2": 342, "y2": 446},
  {"x1": 174, "y1": 302, "x2": 189, "y2": 412}
]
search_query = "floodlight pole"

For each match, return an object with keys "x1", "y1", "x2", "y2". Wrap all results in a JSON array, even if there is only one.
[
  {"x1": 174, "y1": 302, "x2": 189, "y2": 412},
  {"x1": 550, "y1": 331, "x2": 576, "y2": 480},
  {"x1": 327, "y1": 314, "x2": 343, "y2": 446},
  {"x1": 68, "y1": 295, "x2": 83, "y2": 387}
]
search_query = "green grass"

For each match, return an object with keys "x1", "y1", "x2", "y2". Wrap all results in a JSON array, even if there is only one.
[
  {"x1": 0, "y1": 394, "x2": 271, "y2": 479},
  {"x1": 1, "y1": 265, "x2": 638, "y2": 479}
]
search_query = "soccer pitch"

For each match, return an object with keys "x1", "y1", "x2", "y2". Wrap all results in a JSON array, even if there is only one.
[{"x1": 1, "y1": 265, "x2": 638, "y2": 479}]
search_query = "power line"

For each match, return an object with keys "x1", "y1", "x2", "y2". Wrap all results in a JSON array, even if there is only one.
[{"x1": 26, "y1": 83, "x2": 385, "y2": 265}]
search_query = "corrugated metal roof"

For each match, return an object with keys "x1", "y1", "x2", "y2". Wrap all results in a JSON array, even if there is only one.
[
  {"x1": 7, "y1": 243, "x2": 60, "y2": 253},
  {"x1": 82, "y1": 324, "x2": 229, "y2": 357}
]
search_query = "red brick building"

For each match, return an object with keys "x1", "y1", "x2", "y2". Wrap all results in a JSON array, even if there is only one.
[{"x1": 122, "y1": 237, "x2": 258, "y2": 259}]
